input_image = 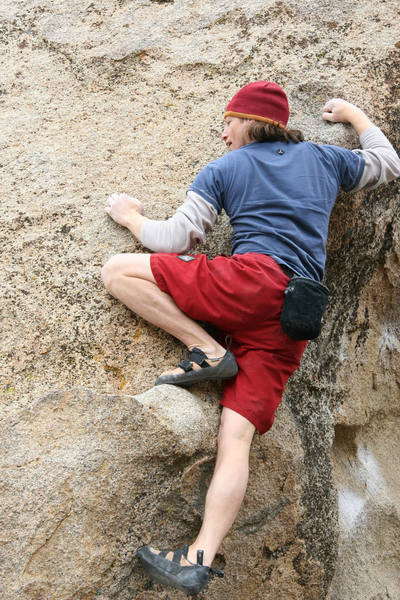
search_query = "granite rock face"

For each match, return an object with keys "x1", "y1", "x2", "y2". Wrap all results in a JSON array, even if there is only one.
[
  {"x1": 1, "y1": 388, "x2": 324, "y2": 600},
  {"x1": 1, "y1": 0, "x2": 399, "y2": 598}
]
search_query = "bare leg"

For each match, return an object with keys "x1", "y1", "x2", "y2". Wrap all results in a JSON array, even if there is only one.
[
  {"x1": 101, "y1": 253, "x2": 226, "y2": 357},
  {"x1": 102, "y1": 255, "x2": 252, "y2": 564},
  {"x1": 187, "y1": 407, "x2": 256, "y2": 566}
]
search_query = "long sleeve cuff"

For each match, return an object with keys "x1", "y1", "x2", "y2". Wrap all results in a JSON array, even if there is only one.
[{"x1": 353, "y1": 126, "x2": 400, "y2": 191}]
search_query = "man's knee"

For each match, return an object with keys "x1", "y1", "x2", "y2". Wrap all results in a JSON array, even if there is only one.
[
  {"x1": 101, "y1": 254, "x2": 125, "y2": 292},
  {"x1": 102, "y1": 253, "x2": 155, "y2": 291},
  {"x1": 217, "y1": 407, "x2": 255, "y2": 449},
  {"x1": 101, "y1": 253, "x2": 156, "y2": 296}
]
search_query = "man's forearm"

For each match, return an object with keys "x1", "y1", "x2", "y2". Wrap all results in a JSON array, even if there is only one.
[
  {"x1": 138, "y1": 191, "x2": 218, "y2": 254},
  {"x1": 346, "y1": 108, "x2": 374, "y2": 136},
  {"x1": 126, "y1": 211, "x2": 148, "y2": 240},
  {"x1": 105, "y1": 191, "x2": 217, "y2": 252},
  {"x1": 322, "y1": 98, "x2": 400, "y2": 189},
  {"x1": 353, "y1": 126, "x2": 400, "y2": 190}
]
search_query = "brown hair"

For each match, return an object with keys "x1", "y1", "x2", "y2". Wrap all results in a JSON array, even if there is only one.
[{"x1": 245, "y1": 120, "x2": 304, "y2": 144}]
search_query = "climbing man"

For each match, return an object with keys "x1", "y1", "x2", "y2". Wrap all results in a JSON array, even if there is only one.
[{"x1": 101, "y1": 81, "x2": 400, "y2": 595}]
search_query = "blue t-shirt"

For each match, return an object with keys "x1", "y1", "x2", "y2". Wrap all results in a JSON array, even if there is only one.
[{"x1": 188, "y1": 140, "x2": 365, "y2": 281}]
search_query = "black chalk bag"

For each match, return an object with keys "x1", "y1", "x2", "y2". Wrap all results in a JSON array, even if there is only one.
[{"x1": 280, "y1": 277, "x2": 329, "y2": 341}]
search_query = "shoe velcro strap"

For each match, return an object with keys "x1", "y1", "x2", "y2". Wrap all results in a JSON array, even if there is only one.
[
  {"x1": 178, "y1": 359, "x2": 193, "y2": 372},
  {"x1": 211, "y1": 567, "x2": 224, "y2": 577},
  {"x1": 187, "y1": 348, "x2": 210, "y2": 368},
  {"x1": 172, "y1": 548, "x2": 184, "y2": 563}
]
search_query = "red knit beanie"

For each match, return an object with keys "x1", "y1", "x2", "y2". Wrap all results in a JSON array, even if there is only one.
[{"x1": 224, "y1": 81, "x2": 289, "y2": 128}]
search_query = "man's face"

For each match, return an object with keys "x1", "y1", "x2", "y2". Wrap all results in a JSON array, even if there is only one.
[{"x1": 221, "y1": 117, "x2": 251, "y2": 151}]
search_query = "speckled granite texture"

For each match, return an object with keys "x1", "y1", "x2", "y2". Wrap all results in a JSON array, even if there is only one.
[{"x1": 1, "y1": 1, "x2": 399, "y2": 598}]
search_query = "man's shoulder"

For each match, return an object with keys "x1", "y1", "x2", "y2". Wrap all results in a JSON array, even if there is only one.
[
  {"x1": 199, "y1": 147, "x2": 250, "y2": 175},
  {"x1": 304, "y1": 141, "x2": 365, "y2": 189},
  {"x1": 307, "y1": 140, "x2": 354, "y2": 156},
  {"x1": 205, "y1": 140, "x2": 345, "y2": 170},
  {"x1": 303, "y1": 140, "x2": 362, "y2": 166}
]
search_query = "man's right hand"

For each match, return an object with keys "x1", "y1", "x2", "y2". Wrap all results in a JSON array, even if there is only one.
[{"x1": 105, "y1": 193, "x2": 143, "y2": 228}]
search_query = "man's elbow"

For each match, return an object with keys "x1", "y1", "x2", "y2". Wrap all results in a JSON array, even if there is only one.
[
  {"x1": 142, "y1": 236, "x2": 193, "y2": 254},
  {"x1": 390, "y1": 154, "x2": 400, "y2": 181}
]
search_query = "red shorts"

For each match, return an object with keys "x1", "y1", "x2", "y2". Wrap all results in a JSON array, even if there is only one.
[{"x1": 150, "y1": 252, "x2": 307, "y2": 434}]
